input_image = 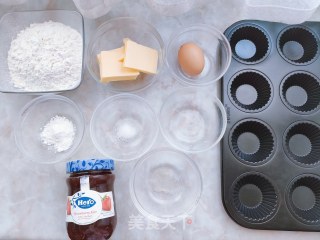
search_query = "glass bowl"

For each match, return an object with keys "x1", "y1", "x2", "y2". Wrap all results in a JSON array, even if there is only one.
[
  {"x1": 166, "y1": 25, "x2": 232, "y2": 86},
  {"x1": 145, "y1": 0, "x2": 196, "y2": 16},
  {"x1": 0, "y1": 10, "x2": 84, "y2": 94},
  {"x1": 15, "y1": 95, "x2": 85, "y2": 164},
  {"x1": 245, "y1": 0, "x2": 320, "y2": 24},
  {"x1": 86, "y1": 17, "x2": 164, "y2": 93},
  {"x1": 90, "y1": 94, "x2": 159, "y2": 161},
  {"x1": 160, "y1": 87, "x2": 227, "y2": 153},
  {"x1": 72, "y1": 0, "x2": 120, "y2": 19},
  {"x1": 130, "y1": 148, "x2": 202, "y2": 223}
]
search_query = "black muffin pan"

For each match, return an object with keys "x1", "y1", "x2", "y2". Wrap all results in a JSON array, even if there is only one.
[{"x1": 222, "y1": 20, "x2": 320, "y2": 231}]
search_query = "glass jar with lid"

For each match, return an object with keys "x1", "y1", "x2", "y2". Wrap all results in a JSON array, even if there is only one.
[{"x1": 66, "y1": 159, "x2": 116, "y2": 240}]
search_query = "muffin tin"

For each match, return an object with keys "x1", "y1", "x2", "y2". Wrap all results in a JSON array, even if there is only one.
[{"x1": 222, "y1": 20, "x2": 320, "y2": 231}]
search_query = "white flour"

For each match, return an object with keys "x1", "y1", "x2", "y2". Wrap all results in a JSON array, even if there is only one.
[
  {"x1": 7, "y1": 21, "x2": 82, "y2": 91},
  {"x1": 40, "y1": 115, "x2": 76, "y2": 153}
]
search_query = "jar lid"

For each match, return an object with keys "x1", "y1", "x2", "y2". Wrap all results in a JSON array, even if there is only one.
[{"x1": 66, "y1": 159, "x2": 115, "y2": 173}]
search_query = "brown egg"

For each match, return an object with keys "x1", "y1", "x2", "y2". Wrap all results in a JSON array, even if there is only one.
[{"x1": 178, "y1": 42, "x2": 205, "y2": 77}]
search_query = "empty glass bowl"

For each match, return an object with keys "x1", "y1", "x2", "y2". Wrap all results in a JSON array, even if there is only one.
[
  {"x1": 15, "y1": 95, "x2": 85, "y2": 164},
  {"x1": 130, "y1": 149, "x2": 202, "y2": 223},
  {"x1": 160, "y1": 87, "x2": 227, "y2": 153},
  {"x1": 166, "y1": 25, "x2": 232, "y2": 86},
  {"x1": 245, "y1": 0, "x2": 320, "y2": 24},
  {"x1": 145, "y1": 0, "x2": 196, "y2": 16},
  {"x1": 72, "y1": 0, "x2": 120, "y2": 19},
  {"x1": 90, "y1": 94, "x2": 159, "y2": 161},
  {"x1": 0, "y1": 10, "x2": 84, "y2": 94},
  {"x1": 86, "y1": 17, "x2": 164, "y2": 92}
]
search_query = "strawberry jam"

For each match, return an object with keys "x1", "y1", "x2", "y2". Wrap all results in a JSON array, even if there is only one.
[{"x1": 66, "y1": 159, "x2": 116, "y2": 240}]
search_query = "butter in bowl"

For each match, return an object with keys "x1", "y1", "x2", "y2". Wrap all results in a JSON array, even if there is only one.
[
  {"x1": 86, "y1": 17, "x2": 164, "y2": 92},
  {"x1": 97, "y1": 38, "x2": 158, "y2": 83}
]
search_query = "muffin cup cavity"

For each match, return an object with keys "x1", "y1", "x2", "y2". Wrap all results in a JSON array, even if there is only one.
[
  {"x1": 278, "y1": 26, "x2": 319, "y2": 65},
  {"x1": 229, "y1": 24, "x2": 271, "y2": 64},
  {"x1": 284, "y1": 121, "x2": 320, "y2": 166},
  {"x1": 229, "y1": 119, "x2": 275, "y2": 165},
  {"x1": 232, "y1": 173, "x2": 278, "y2": 223},
  {"x1": 287, "y1": 174, "x2": 320, "y2": 224},
  {"x1": 229, "y1": 70, "x2": 273, "y2": 112},
  {"x1": 281, "y1": 72, "x2": 320, "y2": 114}
]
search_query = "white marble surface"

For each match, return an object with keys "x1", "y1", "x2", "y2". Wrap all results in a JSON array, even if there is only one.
[{"x1": 1, "y1": 0, "x2": 320, "y2": 239}]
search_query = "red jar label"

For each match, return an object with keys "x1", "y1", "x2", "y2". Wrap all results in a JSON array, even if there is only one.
[
  {"x1": 66, "y1": 190, "x2": 115, "y2": 225},
  {"x1": 66, "y1": 175, "x2": 115, "y2": 225}
]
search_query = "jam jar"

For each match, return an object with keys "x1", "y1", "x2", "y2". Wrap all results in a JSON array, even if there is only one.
[{"x1": 66, "y1": 159, "x2": 116, "y2": 240}]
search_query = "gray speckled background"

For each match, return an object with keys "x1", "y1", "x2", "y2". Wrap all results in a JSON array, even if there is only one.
[{"x1": 1, "y1": 0, "x2": 320, "y2": 239}]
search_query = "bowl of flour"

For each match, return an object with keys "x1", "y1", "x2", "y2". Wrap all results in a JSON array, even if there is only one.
[
  {"x1": 0, "y1": 10, "x2": 84, "y2": 93},
  {"x1": 15, "y1": 95, "x2": 85, "y2": 164}
]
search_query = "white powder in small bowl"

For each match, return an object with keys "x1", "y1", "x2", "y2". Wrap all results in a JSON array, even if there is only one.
[{"x1": 40, "y1": 115, "x2": 76, "y2": 153}]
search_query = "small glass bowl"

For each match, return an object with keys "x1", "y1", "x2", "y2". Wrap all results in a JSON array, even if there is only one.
[
  {"x1": 90, "y1": 94, "x2": 159, "y2": 161},
  {"x1": 0, "y1": 10, "x2": 84, "y2": 94},
  {"x1": 72, "y1": 0, "x2": 120, "y2": 19},
  {"x1": 15, "y1": 95, "x2": 85, "y2": 164},
  {"x1": 86, "y1": 17, "x2": 164, "y2": 93},
  {"x1": 145, "y1": 0, "x2": 196, "y2": 16},
  {"x1": 130, "y1": 148, "x2": 202, "y2": 223},
  {"x1": 166, "y1": 25, "x2": 232, "y2": 86},
  {"x1": 160, "y1": 87, "x2": 227, "y2": 153}
]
